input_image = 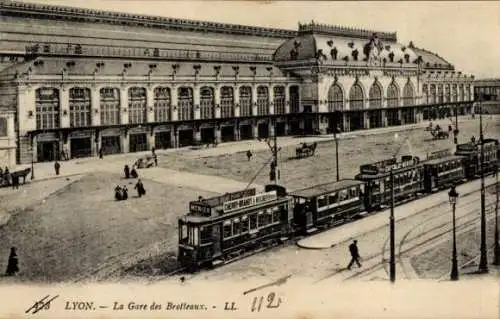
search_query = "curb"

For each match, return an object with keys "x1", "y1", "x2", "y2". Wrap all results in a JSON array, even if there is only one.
[{"x1": 27, "y1": 172, "x2": 85, "y2": 184}]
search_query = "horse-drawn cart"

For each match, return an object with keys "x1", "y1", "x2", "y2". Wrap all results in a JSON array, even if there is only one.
[
  {"x1": 0, "y1": 167, "x2": 31, "y2": 188},
  {"x1": 134, "y1": 156, "x2": 155, "y2": 169},
  {"x1": 295, "y1": 142, "x2": 317, "y2": 159}
]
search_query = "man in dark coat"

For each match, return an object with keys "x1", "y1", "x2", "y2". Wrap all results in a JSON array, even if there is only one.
[
  {"x1": 246, "y1": 150, "x2": 252, "y2": 161},
  {"x1": 99, "y1": 148, "x2": 103, "y2": 159},
  {"x1": 347, "y1": 240, "x2": 362, "y2": 270},
  {"x1": 5, "y1": 247, "x2": 19, "y2": 276},
  {"x1": 114, "y1": 185, "x2": 122, "y2": 201},
  {"x1": 124, "y1": 165, "x2": 130, "y2": 179},
  {"x1": 54, "y1": 161, "x2": 60, "y2": 175},
  {"x1": 135, "y1": 179, "x2": 146, "y2": 197},
  {"x1": 122, "y1": 185, "x2": 128, "y2": 200}
]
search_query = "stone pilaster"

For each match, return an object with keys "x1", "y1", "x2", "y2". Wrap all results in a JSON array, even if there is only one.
[
  {"x1": 193, "y1": 85, "x2": 201, "y2": 120},
  {"x1": 91, "y1": 87, "x2": 101, "y2": 126},
  {"x1": 60, "y1": 86, "x2": 70, "y2": 128},
  {"x1": 120, "y1": 87, "x2": 129, "y2": 125},
  {"x1": 214, "y1": 86, "x2": 221, "y2": 119},
  {"x1": 146, "y1": 87, "x2": 155, "y2": 123},
  {"x1": 171, "y1": 86, "x2": 178, "y2": 121}
]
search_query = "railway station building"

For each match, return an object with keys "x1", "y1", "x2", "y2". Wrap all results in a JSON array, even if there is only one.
[{"x1": 0, "y1": 1, "x2": 475, "y2": 164}]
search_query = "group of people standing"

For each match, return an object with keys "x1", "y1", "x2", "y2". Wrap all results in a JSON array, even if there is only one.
[{"x1": 114, "y1": 163, "x2": 146, "y2": 201}]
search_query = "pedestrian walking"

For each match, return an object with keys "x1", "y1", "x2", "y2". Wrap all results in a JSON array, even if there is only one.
[
  {"x1": 124, "y1": 165, "x2": 130, "y2": 179},
  {"x1": 54, "y1": 161, "x2": 60, "y2": 175},
  {"x1": 122, "y1": 185, "x2": 128, "y2": 200},
  {"x1": 246, "y1": 150, "x2": 253, "y2": 161},
  {"x1": 347, "y1": 240, "x2": 362, "y2": 270},
  {"x1": 11, "y1": 175, "x2": 19, "y2": 189},
  {"x1": 114, "y1": 185, "x2": 122, "y2": 201},
  {"x1": 154, "y1": 154, "x2": 158, "y2": 167},
  {"x1": 151, "y1": 147, "x2": 156, "y2": 156},
  {"x1": 5, "y1": 247, "x2": 19, "y2": 276},
  {"x1": 134, "y1": 179, "x2": 146, "y2": 197},
  {"x1": 130, "y1": 167, "x2": 138, "y2": 178},
  {"x1": 99, "y1": 148, "x2": 103, "y2": 159}
]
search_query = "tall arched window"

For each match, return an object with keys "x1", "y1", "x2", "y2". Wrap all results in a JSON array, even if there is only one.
[
  {"x1": 451, "y1": 84, "x2": 457, "y2": 102},
  {"x1": 387, "y1": 82, "x2": 399, "y2": 107},
  {"x1": 257, "y1": 86, "x2": 269, "y2": 115},
  {"x1": 239, "y1": 86, "x2": 252, "y2": 116},
  {"x1": 220, "y1": 86, "x2": 234, "y2": 118},
  {"x1": 437, "y1": 85, "x2": 443, "y2": 103},
  {"x1": 100, "y1": 87, "x2": 120, "y2": 125},
  {"x1": 200, "y1": 87, "x2": 214, "y2": 119},
  {"x1": 289, "y1": 86, "x2": 300, "y2": 113},
  {"x1": 368, "y1": 83, "x2": 382, "y2": 108},
  {"x1": 273, "y1": 86, "x2": 286, "y2": 114},
  {"x1": 69, "y1": 87, "x2": 91, "y2": 127},
  {"x1": 422, "y1": 84, "x2": 429, "y2": 104},
  {"x1": 429, "y1": 84, "x2": 436, "y2": 104},
  {"x1": 178, "y1": 87, "x2": 193, "y2": 121},
  {"x1": 36, "y1": 87, "x2": 60, "y2": 129},
  {"x1": 402, "y1": 81, "x2": 415, "y2": 106},
  {"x1": 444, "y1": 84, "x2": 451, "y2": 102},
  {"x1": 128, "y1": 87, "x2": 147, "y2": 124},
  {"x1": 154, "y1": 87, "x2": 171, "y2": 122},
  {"x1": 328, "y1": 84, "x2": 344, "y2": 112},
  {"x1": 458, "y1": 84, "x2": 464, "y2": 102},
  {"x1": 349, "y1": 83, "x2": 364, "y2": 110}
]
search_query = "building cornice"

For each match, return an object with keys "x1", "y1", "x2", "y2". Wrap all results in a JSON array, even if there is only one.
[
  {"x1": 298, "y1": 22, "x2": 397, "y2": 42},
  {"x1": 1, "y1": 0, "x2": 296, "y2": 39}
]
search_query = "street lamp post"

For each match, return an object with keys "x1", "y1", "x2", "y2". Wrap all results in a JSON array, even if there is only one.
[
  {"x1": 478, "y1": 96, "x2": 489, "y2": 273},
  {"x1": 30, "y1": 135, "x2": 35, "y2": 180},
  {"x1": 334, "y1": 124, "x2": 341, "y2": 182},
  {"x1": 493, "y1": 163, "x2": 500, "y2": 265},
  {"x1": 453, "y1": 104, "x2": 459, "y2": 144},
  {"x1": 448, "y1": 186, "x2": 459, "y2": 281},
  {"x1": 389, "y1": 168, "x2": 396, "y2": 282}
]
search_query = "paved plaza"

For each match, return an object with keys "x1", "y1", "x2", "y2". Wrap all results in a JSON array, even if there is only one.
[{"x1": 0, "y1": 116, "x2": 498, "y2": 284}]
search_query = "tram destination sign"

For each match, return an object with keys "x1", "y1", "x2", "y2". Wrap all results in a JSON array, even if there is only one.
[{"x1": 222, "y1": 191, "x2": 278, "y2": 213}]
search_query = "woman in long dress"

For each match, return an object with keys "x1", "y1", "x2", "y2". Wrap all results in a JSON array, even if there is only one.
[{"x1": 5, "y1": 247, "x2": 19, "y2": 276}]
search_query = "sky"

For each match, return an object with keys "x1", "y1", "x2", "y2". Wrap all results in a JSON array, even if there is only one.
[{"x1": 16, "y1": 0, "x2": 500, "y2": 79}]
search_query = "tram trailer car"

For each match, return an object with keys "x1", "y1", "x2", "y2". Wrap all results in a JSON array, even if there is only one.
[
  {"x1": 178, "y1": 185, "x2": 293, "y2": 271},
  {"x1": 289, "y1": 179, "x2": 365, "y2": 234},
  {"x1": 355, "y1": 155, "x2": 424, "y2": 211},
  {"x1": 423, "y1": 154, "x2": 466, "y2": 193},
  {"x1": 455, "y1": 138, "x2": 499, "y2": 178}
]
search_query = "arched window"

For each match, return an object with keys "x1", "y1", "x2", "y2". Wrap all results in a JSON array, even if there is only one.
[
  {"x1": 289, "y1": 86, "x2": 300, "y2": 113},
  {"x1": 36, "y1": 87, "x2": 60, "y2": 129},
  {"x1": 422, "y1": 84, "x2": 429, "y2": 104},
  {"x1": 128, "y1": 87, "x2": 147, "y2": 124},
  {"x1": 451, "y1": 84, "x2": 457, "y2": 102},
  {"x1": 465, "y1": 85, "x2": 471, "y2": 101},
  {"x1": 100, "y1": 87, "x2": 120, "y2": 125},
  {"x1": 178, "y1": 87, "x2": 193, "y2": 121},
  {"x1": 200, "y1": 87, "x2": 214, "y2": 119},
  {"x1": 430, "y1": 84, "x2": 436, "y2": 104},
  {"x1": 368, "y1": 83, "x2": 382, "y2": 108},
  {"x1": 220, "y1": 86, "x2": 234, "y2": 118},
  {"x1": 458, "y1": 84, "x2": 464, "y2": 101},
  {"x1": 69, "y1": 87, "x2": 91, "y2": 127},
  {"x1": 257, "y1": 86, "x2": 269, "y2": 115},
  {"x1": 328, "y1": 84, "x2": 344, "y2": 112},
  {"x1": 403, "y1": 81, "x2": 415, "y2": 106},
  {"x1": 387, "y1": 82, "x2": 399, "y2": 107},
  {"x1": 239, "y1": 86, "x2": 252, "y2": 116},
  {"x1": 154, "y1": 87, "x2": 171, "y2": 122},
  {"x1": 444, "y1": 84, "x2": 450, "y2": 102},
  {"x1": 437, "y1": 85, "x2": 443, "y2": 103},
  {"x1": 349, "y1": 83, "x2": 364, "y2": 110},
  {"x1": 273, "y1": 86, "x2": 285, "y2": 114}
]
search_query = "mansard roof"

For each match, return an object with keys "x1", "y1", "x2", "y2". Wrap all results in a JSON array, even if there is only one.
[{"x1": 0, "y1": 57, "x2": 288, "y2": 79}]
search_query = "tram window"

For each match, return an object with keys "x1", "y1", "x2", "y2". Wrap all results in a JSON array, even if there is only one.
[
  {"x1": 223, "y1": 220, "x2": 232, "y2": 238},
  {"x1": 318, "y1": 195, "x2": 327, "y2": 207},
  {"x1": 193, "y1": 228, "x2": 199, "y2": 246},
  {"x1": 241, "y1": 216, "x2": 249, "y2": 233},
  {"x1": 200, "y1": 226, "x2": 212, "y2": 243},
  {"x1": 233, "y1": 218, "x2": 241, "y2": 236},
  {"x1": 328, "y1": 192, "x2": 338, "y2": 204},
  {"x1": 264, "y1": 210, "x2": 273, "y2": 224},
  {"x1": 340, "y1": 190, "x2": 348, "y2": 201},
  {"x1": 181, "y1": 225, "x2": 188, "y2": 240},
  {"x1": 249, "y1": 214, "x2": 257, "y2": 229},
  {"x1": 349, "y1": 188, "x2": 357, "y2": 198},
  {"x1": 272, "y1": 209, "x2": 280, "y2": 223},
  {"x1": 258, "y1": 212, "x2": 265, "y2": 227}
]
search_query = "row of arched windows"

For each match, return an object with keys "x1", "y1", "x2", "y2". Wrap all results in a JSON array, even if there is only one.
[
  {"x1": 34, "y1": 85, "x2": 299, "y2": 130},
  {"x1": 422, "y1": 83, "x2": 472, "y2": 104},
  {"x1": 327, "y1": 81, "x2": 415, "y2": 112}
]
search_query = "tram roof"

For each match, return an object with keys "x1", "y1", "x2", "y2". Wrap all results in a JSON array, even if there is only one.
[
  {"x1": 424, "y1": 155, "x2": 465, "y2": 166},
  {"x1": 289, "y1": 179, "x2": 363, "y2": 198}
]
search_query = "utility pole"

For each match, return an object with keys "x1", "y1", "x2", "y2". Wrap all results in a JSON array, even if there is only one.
[
  {"x1": 389, "y1": 168, "x2": 396, "y2": 282},
  {"x1": 334, "y1": 125, "x2": 340, "y2": 181},
  {"x1": 453, "y1": 103, "x2": 459, "y2": 144},
  {"x1": 494, "y1": 163, "x2": 500, "y2": 265},
  {"x1": 478, "y1": 95, "x2": 489, "y2": 273},
  {"x1": 273, "y1": 118, "x2": 279, "y2": 184}
]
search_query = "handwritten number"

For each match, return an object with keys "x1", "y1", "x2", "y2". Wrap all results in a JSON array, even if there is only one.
[{"x1": 250, "y1": 292, "x2": 282, "y2": 312}]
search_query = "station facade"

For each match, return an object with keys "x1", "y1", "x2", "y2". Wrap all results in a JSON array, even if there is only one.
[{"x1": 0, "y1": 1, "x2": 475, "y2": 164}]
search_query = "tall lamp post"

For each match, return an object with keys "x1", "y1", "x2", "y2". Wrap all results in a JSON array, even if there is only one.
[
  {"x1": 334, "y1": 124, "x2": 341, "y2": 181},
  {"x1": 389, "y1": 167, "x2": 396, "y2": 283},
  {"x1": 478, "y1": 94, "x2": 488, "y2": 273},
  {"x1": 493, "y1": 163, "x2": 500, "y2": 265},
  {"x1": 448, "y1": 186, "x2": 459, "y2": 281},
  {"x1": 30, "y1": 134, "x2": 35, "y2": 180},
  {"x1": 453, "y1": 104, "x2": 459, "y2": 144}
]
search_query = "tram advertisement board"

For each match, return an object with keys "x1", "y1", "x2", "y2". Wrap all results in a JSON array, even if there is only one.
[{"x1": 222, "y1": 191, "x2": 277, "y2": 213}]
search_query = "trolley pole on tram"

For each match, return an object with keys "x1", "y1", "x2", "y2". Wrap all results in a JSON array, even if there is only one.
[
  {"x1": 478, "y1": 95, "x2": 489, "y2": 273},
  {"x1": 389, "y1": 168, "x2": 396, "y2": 282}
]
